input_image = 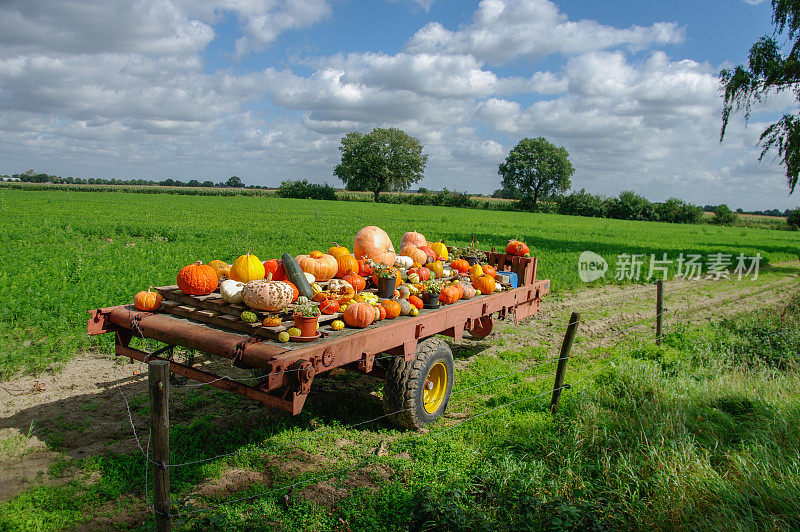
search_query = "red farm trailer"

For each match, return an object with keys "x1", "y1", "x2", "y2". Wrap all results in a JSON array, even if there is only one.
[{"x1": 88, "y1": 251, "x2": 549, "y2": 429}]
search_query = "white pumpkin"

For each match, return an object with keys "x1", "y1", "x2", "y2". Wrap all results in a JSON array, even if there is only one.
[
  {"x1": 394, "y1": 255, "x2": 413, "y2": 269},
  {"x1": 220, "y1": 280, "x2": 245, "y2": 304},
  {"x1": 242, "y1": 279, "x2": 294, "y2": 311}
]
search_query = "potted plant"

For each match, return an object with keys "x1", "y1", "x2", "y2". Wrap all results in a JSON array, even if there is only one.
[
  {"x1": 293, "y1": 301, "x2": 321, "y2": 337},
  {"x1": 421, "y1": 279, "x2": 445, "y2": 309},
  {"x1": 451, "y1": 238, "x2": 486, "y2": 266},
  {"x1": 372, "y1": 261, "x2": 398, "y2": 299}
]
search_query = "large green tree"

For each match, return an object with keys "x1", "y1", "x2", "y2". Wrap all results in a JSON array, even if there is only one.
[
  {"x1": 720, "y1": 0, "x2": 800, "y2": 193},
  {"x1": 334, "y1": 127, "x2": 428, "y2": 201},
  {"x1": 498, "y1": 137, "x2": 574, "y2": 211}
]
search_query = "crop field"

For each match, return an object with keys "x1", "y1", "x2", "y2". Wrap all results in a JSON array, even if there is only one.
[
  {"x1": 1, "y1": 188, "x2": 799, "y2": 530},
  {"x1": 1, "y1": 188, "x2": 798, "y2": 377}
]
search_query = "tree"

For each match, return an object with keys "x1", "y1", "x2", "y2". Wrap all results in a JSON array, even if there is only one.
[
  {"x1": 498, "y1": 137, "x2": 574, "y2": 211},
  {"x1": 787, "y1": 207, "x2": 800, "y2": 230},
  {"x1": 226, "y1": 176, "x2": 244, "y2": 188},
  {"x1": 712, "y1": 204, "x2": 738, "y2": 225},
  {"x1": 608, "y1": 191, "x2": 656, "y2": 221},
  {"x1": 720, "y1": 0, "x2": 800, "y2": 194},
  {"x1": 334, "y1": 127, "x2": 428, "y2": 202}
]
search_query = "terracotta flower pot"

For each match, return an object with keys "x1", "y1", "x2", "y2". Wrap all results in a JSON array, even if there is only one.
[{"x1": 293, "y1": 315, "x2": 319, "y2": 337}]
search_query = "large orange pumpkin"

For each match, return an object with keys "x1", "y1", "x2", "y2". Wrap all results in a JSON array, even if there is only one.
[
  {"x1": 472, "y1": 275, "x2": 496, "y2": 295},
  {"x1": 327, "y1": 242, "x2": 350, "y2": 259},
  {"x1": 177, "y1": 261, "x2": 218, "y2": 295},
  {"x1": 230, "y1": 251, "x2": 265, "y2": 283},
  {"x1": 208, "y1": 260, "x2": 230, "y2": 280},
  {"x1": 296, "y1": 251, "x2": 338, "y2": 282},
  {"x1": 381, "y1": 299, "x2": 401, "y2": 319},
  {"x1": 336, "y1": 254, "x2": 359, "y2": 278},
  {"x1": 439, "y1": 285, "x2": 461, "y2": 305},
  {"x1": 342, "y1": 273, "x2": 366, "y2": 293},
  {"x1": 450, "y1": 259, "x2": 470, "y2": 274},
  {"x1": 134, "y1": 287, "x2": 163, "y2": 311},
  {"x1": 400, "y1": 245, "x2": 428, "y2": 266},
  {"x1": 354, "y1": 226, "x2": 396, "y2": 266},
  {"x1": 400, "y1": 231, "x2": 427, "y2": 249},
  {"x1": 343, "y1": 302, "x2": 375, "y2": 328}
]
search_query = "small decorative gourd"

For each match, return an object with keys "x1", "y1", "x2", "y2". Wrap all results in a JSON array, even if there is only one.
[
  {"x1": 439, "y1": 285, "x2": 461, "y2": 305},
  {"x1": 342, "y1": 273, "x2": 366, "y2": 293},
  {"x1": 327, "y1": 242, "x2": 350, "y2": 259},
  {"x1": 208, "y1": 260, "x2": 231, "y2": 280},
  {"x1": 429, "y1": 241, "x2": 448, "y2": 262},
  {"x1": 450, "y1": 259, "x2": 470, "y2": 274},
  {"x1": 400, "y1": 245, "x2": 427, "y2": 266},
  {"x1": 220, "y1": 279, "x2": 246, "y2": 304},
  {"x1": 394, "y1": 255, "x2": 413, "y2": 269},
  {"x1": 242, "y1": 274, "x2": 294, "y2": 311}
]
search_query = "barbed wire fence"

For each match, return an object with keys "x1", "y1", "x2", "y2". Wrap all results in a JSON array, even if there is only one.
[{"x1": 112, "y1": 288, "x2": 669, "y2": 529}]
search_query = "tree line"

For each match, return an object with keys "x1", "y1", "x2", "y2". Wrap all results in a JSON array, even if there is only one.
[{"x1": 3, "y1": 170, "x2": 249, "y2": 189}]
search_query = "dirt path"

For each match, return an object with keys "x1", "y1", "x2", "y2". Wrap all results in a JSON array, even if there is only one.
[{"x1": 1, "y1": 264, "x2": 798, "y2": 505}]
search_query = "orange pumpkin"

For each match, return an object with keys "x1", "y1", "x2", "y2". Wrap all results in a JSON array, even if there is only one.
[
  {"x1": 429, "y1": 241, "x2": 448, "y2": 262},
  {"x1": 208, "y1": 260, "x2": 230, "y2": 280},
  {"x1": 296, "y1": 251, "x2": 338, "y2": 282},
  {"x1": 450, "y1": 281, "x2": 464, "y2": 300},
  {"x1": 407, "y1": 295, "x2": 423, "y2": 310},
  {"x1": 377, "y1": 305, "x2": 387, "y2": 320},
  {"x1": 439, "y1": 285, "x2": 461, "y2": 305},
  {"x1": 400, "y1": 245, "x2": 428, "y2": 266},
  {"x1": 506, "y1": 240, "x2": 530, "y2": 256},
  {"x1": 354, "y1": 226, "x2": 396, "y2": 266},
  {"x1": 473, "y1": 275, "x2": 496, "y2": 295},
  {"x1": 327, "y1": 242, "x2": 350, "y2": 259},
  {"x1": 320, "y1": 299, "x2": 340, "y2": 314},
  {"x1": 342, "y1": 273, "x2": 366, "y2": 293},
  {"x1": 450, "y1": 259, "x2": 470, "y2": 274},
  {"x1": 481, "y1": 264, "x2": 497, "y2": 278},
  {"x1": 400, "y1": 231, "x2": 427, "y2": 249},
  {"x1": 408, "y1": 267, "x2": 430, "y2": 282},
  {"x1": 262, "y1": 316, "x2": 283, "y2": 327},
  {"x1": 336, "y1": 254, "x2": 359, "y2": 278},
  {"x1": 343, "y1": 302, "x2": 375, "y2": 328},
  {"x1": 285, "y1": 281, "x2": 300, "y2": 302},
  {"x1": 419, "y1": 246, "x2": 436, "y2": 262},
  {"x1": 468, "y1": 264, "x2": 483, "y2": 278},
  {"x1": 263, "y1": 259, "x2": 286, "y2": 281},
  {"x1": 177, "y1": 261, "x2": 218, "y2": 295},
  {"x1": 134, "y1": 287, "x2": 163, "y2": 311},
  {"x1": 357, "y1": 258, "x2": 374, "y2": 277},
  {"x1": 230, "y1": 251, "x2": 265, "y2": 282},
  {"x1": 381, "y1": 299, "x2": 401, "y2": 319}
]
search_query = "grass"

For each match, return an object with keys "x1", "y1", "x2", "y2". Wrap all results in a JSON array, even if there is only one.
[
  {"x1": 1, "y1": 292, "x2": 798, "y2": 530},
  {"x1": 1, "y1": 189, "x2": 798, "y2": 378}
]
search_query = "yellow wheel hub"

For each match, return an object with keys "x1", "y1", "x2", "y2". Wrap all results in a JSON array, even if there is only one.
[{"x1": 423, "y1": 362, "x2": 448, "y2": 413}]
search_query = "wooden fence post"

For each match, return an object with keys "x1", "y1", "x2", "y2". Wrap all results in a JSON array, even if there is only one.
[
  {"x1": 149, "y1": 359, "x2": 171, "y2": 532},
  {"x1": 551, "y1": 312, "x2": 580, "y2": 414},
  {"x1": 656, "y1": 279, "x2": 664, "y2": 346}
]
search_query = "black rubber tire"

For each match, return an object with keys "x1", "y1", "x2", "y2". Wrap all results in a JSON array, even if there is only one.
[{"x1": 383, "y1": 337, "x2": 454, "y2": 429}]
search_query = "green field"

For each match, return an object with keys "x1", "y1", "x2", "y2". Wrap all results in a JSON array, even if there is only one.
[{"x1": 1, "y1": 189, "x2": 798, "y2": 377}]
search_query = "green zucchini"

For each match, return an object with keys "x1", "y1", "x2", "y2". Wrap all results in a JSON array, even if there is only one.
[{"x1": 282, "y1": 253, "x2": 314, "y2": 299}]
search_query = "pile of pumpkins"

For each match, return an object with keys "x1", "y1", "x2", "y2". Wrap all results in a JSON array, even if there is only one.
[{"x1": 135, "y1": 226, "x2": 526, "y2": 335}]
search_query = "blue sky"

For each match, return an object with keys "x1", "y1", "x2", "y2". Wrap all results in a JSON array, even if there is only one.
[{"x1": 0, "y1": 0, "x2": 796, "y2": 209}]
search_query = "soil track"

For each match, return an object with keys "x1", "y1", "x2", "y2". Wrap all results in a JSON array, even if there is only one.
[{"x1": 1, "y1": 263, "x2": 798, "y2": 511}]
